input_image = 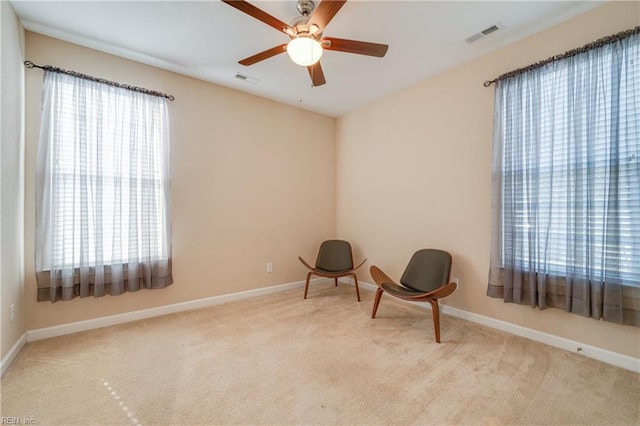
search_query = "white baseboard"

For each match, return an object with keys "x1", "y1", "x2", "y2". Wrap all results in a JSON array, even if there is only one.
[
  {"x1": 440, "y1": 303, "x2": 640, "y2": 373},
  {"x1": 351, "y1": 279, "x2": 639, "y2": 374},
  {"x1": 26, "y1": 278, "x2": 313, "y2": 342},
  {"x1": 1, "y1": 333, "x2": 26, "y2": 377},
  {"x1": 8, "y1": 277, "x2": 639, "y2": 375}
]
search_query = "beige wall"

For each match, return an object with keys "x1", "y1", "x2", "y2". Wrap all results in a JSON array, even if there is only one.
[
  {"x1": 1, "y1": 1, "x2": 26, "y2": 360},
  {"x1": 16, "y1": 2, "x2": 640, "y2": 361},
  {"x1": 24, "y1": 33, "x2": 337, "y2": 330},
  {"x1": 337, "y1": 1, "x2": 640, "y2": 359}
]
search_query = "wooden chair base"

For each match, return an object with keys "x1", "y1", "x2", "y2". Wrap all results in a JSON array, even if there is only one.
[
  {"x1": 299, "y1": 254, "x2": 365, "y2": 303},
  {"x1": 371, "y1": 288, "x2": 442, "y2": 342},
  {"x1": 303, "y1": 271, "x2": 361, "y2": 302}
]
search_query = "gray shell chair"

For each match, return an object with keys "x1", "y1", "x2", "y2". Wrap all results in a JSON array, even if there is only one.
[
  {"x1": 299, "y1": 240, "x2": 367, "y2": 302},
  {"x1": 370, "y1": 249, "x2": 457, "y2": 343}
]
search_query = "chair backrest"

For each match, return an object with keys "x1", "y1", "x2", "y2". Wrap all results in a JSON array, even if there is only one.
[
  {"x1": 400, "y1": 249, "x2": 452, "y2": 292},
  {"x1": 315, "y1": 240, "x2": 354, "y2": 272}
]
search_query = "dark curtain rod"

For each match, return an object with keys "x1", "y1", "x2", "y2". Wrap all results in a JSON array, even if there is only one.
[
  {"x1": 24, "y1": 60, "x2": 175, "y2": 101},
  {"x1": 483, "y1": 25, "x2": 640, "y2": 87}
]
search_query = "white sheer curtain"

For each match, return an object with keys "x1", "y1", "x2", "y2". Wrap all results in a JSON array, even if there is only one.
[
  {"x1": 36, "y1": 71, "x2": 173, "y2": 302},
  {"x1": 487, "y1": 31, "x2": 640, "y2": 326}
]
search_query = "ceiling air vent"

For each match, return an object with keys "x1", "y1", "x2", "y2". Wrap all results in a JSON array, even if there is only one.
[
  {"x1": 465, "y1": 23, "x2": 504, "y2": 43},
  {"x1": 481, "y1": 25, "x2": 499, "y2": 36},
  {"x1": 234, "y1": 73, "x2": 260, "y2": 85}
]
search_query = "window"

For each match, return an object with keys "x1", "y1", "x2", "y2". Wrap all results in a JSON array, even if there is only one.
[
  {"x1": 36, "y1": 71, "x2": 173, "y2": 302},
  {"x1": 488, "y1": 31, "x2": 640, "y2": 326}
]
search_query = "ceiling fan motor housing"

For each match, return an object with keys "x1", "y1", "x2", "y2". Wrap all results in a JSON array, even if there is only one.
[
  {"x1": 288, "y1": 16, "x2": 321, "y2": 39},
  {"x1": 296, "y1": 0, "x2": 315, "y2": 16},
  {"x1": 288, "y1": 0, "x2": 320, "y2": 38}
]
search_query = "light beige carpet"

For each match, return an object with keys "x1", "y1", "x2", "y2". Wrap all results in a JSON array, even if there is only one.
[{"x1": 1, "y1": 282, "x2": 639, "y2": 425}]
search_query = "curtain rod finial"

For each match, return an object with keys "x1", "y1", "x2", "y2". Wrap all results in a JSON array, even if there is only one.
[
  {"x1": 484, "y1": 80, "x2": 494, "y2": 87},
  {"x1": 24, "y1": 60, "x2": 35, "y2": 68}
]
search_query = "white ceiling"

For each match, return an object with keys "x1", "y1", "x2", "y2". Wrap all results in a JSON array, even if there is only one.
[{"x1": 11, "y1": 0, "x2": 603, "y2": 117}]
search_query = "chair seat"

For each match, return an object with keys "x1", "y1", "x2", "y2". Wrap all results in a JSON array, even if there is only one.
[
  {"x1": 381, "y1": 282, "x2": 426, "y2": 298},
  {"x1": 316, "y1": 267, "x2": 353, "y2": 275}
]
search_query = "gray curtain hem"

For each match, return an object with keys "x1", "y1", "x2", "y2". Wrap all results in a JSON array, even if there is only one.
[
  {"x1": 36, "y1": 260, "x2": 174, "y2": 302},
  {"x1": 486, "y1": 282, "x2": 640, "y2": 327},
  {"x1": 37, "y1": 277, "x2": 174, "y2": 302}
]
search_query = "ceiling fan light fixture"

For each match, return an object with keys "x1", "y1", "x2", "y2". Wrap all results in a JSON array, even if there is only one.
[{"x1": 287, "y1": 36, "x2": 323, "y2": 66}]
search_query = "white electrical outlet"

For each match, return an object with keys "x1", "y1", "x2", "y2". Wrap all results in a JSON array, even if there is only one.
[
  {"x1": 267, "y1": 262, "x2": 273, "y2": 273},
  {"x1": 10, "y1": 303, "x2": 15, "y2": 323}
]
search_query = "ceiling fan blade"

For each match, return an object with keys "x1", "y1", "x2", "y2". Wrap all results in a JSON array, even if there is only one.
[
  {"x1": 308, "y1": 0, "x2": 347, "y2": 32},
  {"x1": 322, "y1": 37, "x2": 388, "y2": 57},
  {"x1": 221, "y1": 0, "x2": 292, "y2": 34},
  {"x1": 239, "y1": 44, "x2": 288, "y2": 66},
  {"x1": 307, "y1": 62, "x2": 326, "y2": 87}
]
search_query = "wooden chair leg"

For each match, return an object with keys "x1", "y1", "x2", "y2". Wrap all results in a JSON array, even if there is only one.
[
  {"x1": 428, "y1": 299, "x2": 441, "y2": 343},
  {"x1": 371, "y1": 288, "x2": 384, "y2": 318},
  {"x1": 334, "y1": 278, "x2": 338, "y2": 287},
  {"x1": 353, "y1": 274, "x2": 361, "y2": 302},
  {"x1": 303, "y1": 272, "x2": 313, "y2": 299}
]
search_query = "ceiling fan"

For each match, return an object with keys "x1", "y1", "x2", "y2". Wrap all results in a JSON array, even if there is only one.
[{"x1": 221, "y1": 0, "x2": 389, "y2": 87}]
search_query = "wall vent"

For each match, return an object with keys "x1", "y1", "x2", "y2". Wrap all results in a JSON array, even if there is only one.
[{"x1": 465, "y1": 23, "x2": 504, "y2": 43}]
